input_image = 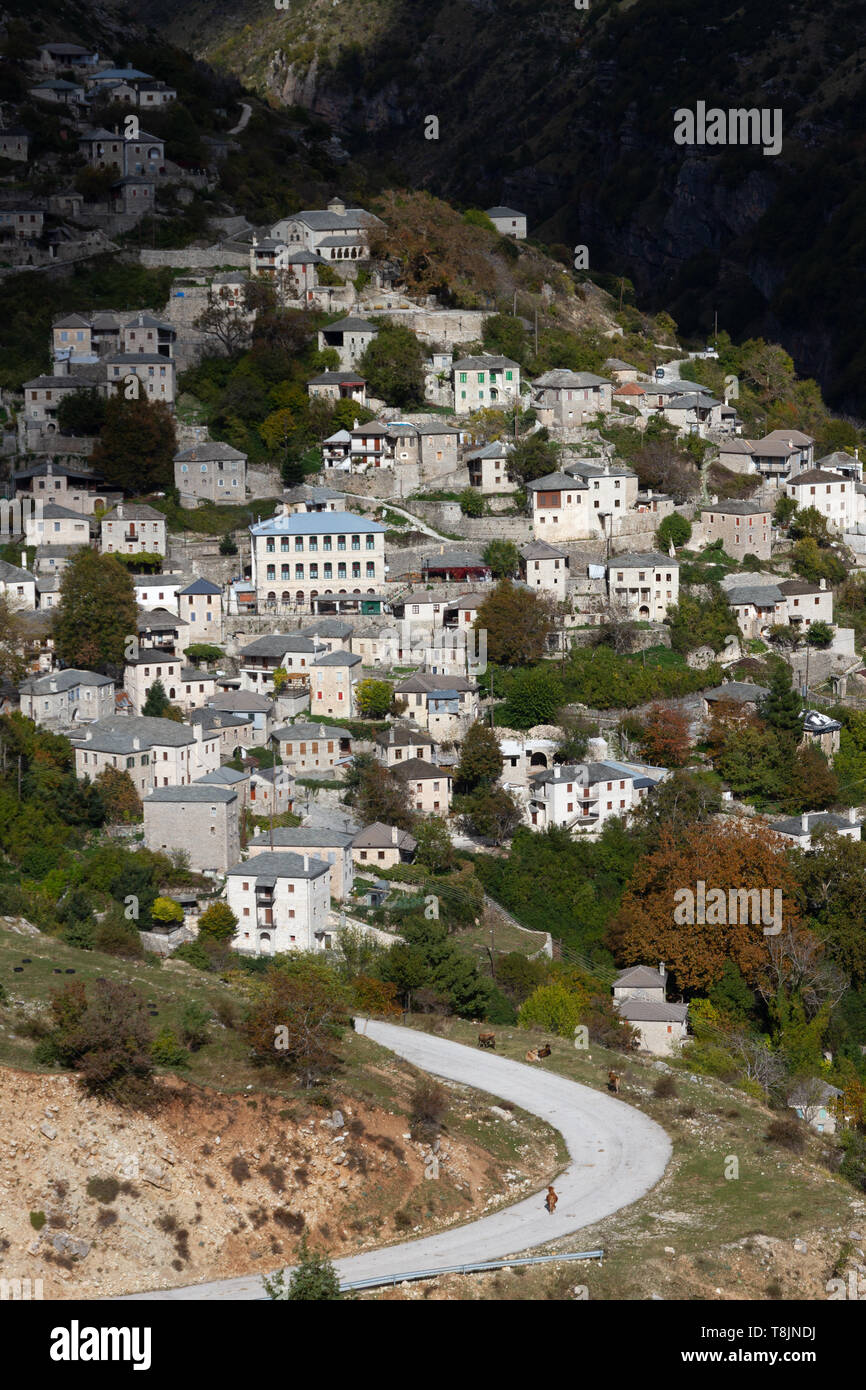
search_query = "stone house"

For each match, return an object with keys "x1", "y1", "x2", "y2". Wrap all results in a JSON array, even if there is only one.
[
  {"x1": 207, "y1": 691, "x2": 273, "y2": 744},
  {"x1": 189, "y1": 707, "x2": 253, "y2": 757},
  {"x1": 777, "y1": 578, "x2": 834, "y2": 632},
  {"x1": 485, "y1": 206, "x2": 527, "y2": 239},
  {"x1": 23, "y1": 502, "x2": 91, "y2": 549},
  {"x1": 765, "y1": 808, "x2": 861, "y2": 851},
  {"x1": 528, "y1": 759, "x2": 667, "y2": 832},
  {"x1": 392, "y1": 757, "x2": 453, "y2": 815},
  {"x1": 0, "y1": 127, "x2": 30, "y2": 162},
  {"x1": 725, "y1": 583, "x2": 786, "y2": 640},
  {"x1": 393, "y1": 672, "x2": 479, "y2": 738},
  {"x1": 375, "y1": 723, "x2": 436, "y2": 767},
  {"x1": 269, "y1": 721, "x2": 353, "y2": 774},
  {"x1": 786, "y1": 466, "x2": 855, "y2": 532},
  {"x1": 307, "y1": 371, "x2": 368, "y2": 405},
  {"x1": 466, "y1": 441, "x2": 515, "y2": 493},
  {"x1": 608, "y1": 551, "x2": 680, "y2": 622},
  {"x1": 310, "y1": 649, "x2": 361, "y2": 718},
  {"x1": 226, "y1": 851, "x2": 333, "y2": 956},
  {"x1": 177, "y1": 579, "x2": 224, "y2": 646},
  {"x1": 531, "y1": 371, "x2": 613, "y2": 429},
  {"x1": 12, "y1": 460, "x2": 118, "y2": 516},
  {"x1": 699, "y1": 501, "x2": 772, "y2": 561},
  {"x1": 176, "y1": 665, "x2": 218, "y2": 712},
  {"x1": 249, "y1": 765, "x2": 295, "y2": 817},
  {"x1": 239, "y1": 633, "x2": 324, "y2": 696},
  {"x1": 452, "y1": 356, "x2": 521, "y2": 414},
  {"x1": 787, "y1": 1079, "x2": 842, "y2": 1135},
  {"x1": 37, "y1": 42, "x2": 100, "y2": 69},
  {"x1": 317, "y1": 316, "x2": 378, "y2": 370},
  {"x1": 352, "y1": 823, "x2": 417, "y2": 870},
  {"x1": 19, "y1": 669, "x2": 115, "y2": 727},
  {"x1": 246, "y1": 828, "x2": 354, "y2": 900},
  {"x1": 100, "y1": 502, "x2": 166, "y2": 557},
  {"x1": 110, "y1": 177, "x2": 154, "y2": 217},
  {"x1": 105, "y1": 353, "x2": 175, "y2": 405},
  {"x1": 78, "y1": 128, "x2": 165, "y2": 177},
  {"x1": 122, "y1": 652, "x2": 185, "y2": 715},
  {"x1": 143, "y1": 784, "x2": 239, "y2": 873},
  {"x1": 612, "y1": 964, "x2": 688, "y2": 1057},
  {"x1": 0, "y1": 560, "x2": 37, "y2": 611},
  {"x1": 70, "y1": 715, "x2": 220, "y2": 796},
  {"x1": 249, "y1": 510, "x2": 386, "y2": 612},
  {"x1": 519, "y1": 540, "x2": 569, "y2": 598}
]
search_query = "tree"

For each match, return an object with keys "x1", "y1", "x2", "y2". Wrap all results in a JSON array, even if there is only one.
[
  {"x1": 151, "y1": 896, "x2": 184, "y2": 926},
  {"x1": 631, "y1": 770, "x2": 723, "y2": 844},
  {"x1": 518, "y1": 982, "x2": 586, "y2": 1038},
  {"x1": 0, "y1": 594, "x2": 26, "y2": 685},
  {"x1": 656, "y1": 513, "x2": 692, "y2": 550},
  {"x1": 806, "y1": 620, "x2": 834, "y2": 648},
  {"x1": 56, "y1": 388, "x2": 107, "y2": 437},
  {"x1": 264, "y1": 1235, "x2": 342, "y2": 1301},
  {"x1": 53, "y1": 550, "x2": 137, "y2": 675},
  {"x1": 606, "y1": 820, "x2": 802, "y2": 992},
  {"x1": 91, "y1": 394, "x2": 177, "y2": 493},
  {"x1": 456, "y1": 785, "x2": 522, "y2": 844},
  {"x1": 790, "y1": 506, "x2": 832, "y2": 542},
  {"x1": 242, "y1": 961, "x2": 349, "y2": 1085},
  {"x1": 794, "y1": 833, "x2": 866, "y2": 986},
  {"x1": 499, "y1": 665, "x2": 564, "y2": 729},
  {"x1": 782, "y1": 743, "x2": 838, "y2": 813},
  {"x1": 475, "y1": 580, "x2": 553, "y2": 667},
  {"x1": 197, "y1": 901, "x2": 239, "y2": 943},
  {"x1": 367, "y1": 190, "x2": 496, "y2": 306},
  {"x1": 455, "y1": 722, "x2": 503, "y2": 791},
  {"x1": 459, "y1": 487, "x2": 484, "y2": 517},
  {"x1": 414, "y1": 815, "x2": 457, "y2": 872},
  {"x1": 758, "y1": 660, "x2": 802, "y2": 746},
  {"x1": 194, "y1": 303, "x2": 250, "y2": 357},
  {"x1": 355, "y1": 678, "x2": 393, "y2": 719},
  {"x1": 554, "y1": 713, "x2": 592, "y2": 764},
  {"x1": 666, "y1": 587, "x2": 739, "y2": 654},
  {"x1": 482, "y1": 539, "x2": 520, "y2": 579},
  {"x1": 95, "y1": 767, "x2": 142, "y2": 825},
  {"x1": 506, "y1": 429, "x2": 561, "y2": 486},
  {"x1": 185, "y1": 644, "x2": 224, "y2": 665},
  {"x1": 773, "y1": 495, "x2": 798, "y2": 527},
  {"x1": 142, "y1": 680, "x2": 172, "y2": 719},
  {"x1": 357, "y1": 324, "x2": 425, "y2": 408},
  {"x1": 791, "y1": 538, "x2": 846, "y2": 587},
  {"x1": 344, "y1": 754, "x2": 416, "y2": 831},
  {"x1": 638, "y1": 705, "x2": 691, "y2": 767}
]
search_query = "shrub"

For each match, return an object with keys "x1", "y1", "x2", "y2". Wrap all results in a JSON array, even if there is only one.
[
  {"x1": 264, "y1": 1234, "x2": 342, "y2": 1300},
  {"x1": 518, "y1": 982, "x2": 585, "y2": 1038},
  {"x1": 151, "y1": 1027, "x2": 189, "y2": 1068},
  {"x1": 410, "y1": 1076, "x2": 449, "y2": 1139},
  {"x1": 459, "y1": 487, "x2": 484, "y2": 517},
  {"x1": 764, "y1": 1116, "x2": 806, "y2": 1154},
  {"x1": 30, "y1": 1211, "x2": 46, "y2": 1230},
  {"x1": 653, "y1": 1074, "x2": 679, "y2": 1099},
  {"x1": 180, "y1": 1001, "x2": 211, "y2": 1050},
  {"x1": 86, "y1": 1176, "x2": 120, "y2": 1204}
]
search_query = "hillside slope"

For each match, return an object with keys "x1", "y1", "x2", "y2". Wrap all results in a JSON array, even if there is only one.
[{"x1": 133, "y1": 0, "x2": 866, "y2": 414}]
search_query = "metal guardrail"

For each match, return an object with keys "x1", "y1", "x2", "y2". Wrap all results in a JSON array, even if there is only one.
[{"x1": 338, "y1": 1249, "x2": 604, "y2": 1292}]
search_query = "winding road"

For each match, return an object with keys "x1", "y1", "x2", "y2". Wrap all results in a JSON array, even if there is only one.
[{"x1": 116, "y1": 1020, "x2": 671, "y2": 1300}]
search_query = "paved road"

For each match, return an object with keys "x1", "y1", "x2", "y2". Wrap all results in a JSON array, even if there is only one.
[
  {"x1": 229, "y1": 102, "x2": 252, "y2": 135},
  {"x1": 116, "y1": 1020, "x2": 670, "y2": 1300}
]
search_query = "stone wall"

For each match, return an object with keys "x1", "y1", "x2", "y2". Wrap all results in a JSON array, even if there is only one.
[{"x1": 139, "y1": 244, "x2": 249, "y2": 269}]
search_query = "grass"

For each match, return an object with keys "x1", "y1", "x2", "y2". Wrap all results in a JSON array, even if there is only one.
[
  {"x1": 138, "y1": 493, "x2": 282, "y2": 538},
  {"x1": 455, "y1": 917, "x2": 548, "y2": 962}
]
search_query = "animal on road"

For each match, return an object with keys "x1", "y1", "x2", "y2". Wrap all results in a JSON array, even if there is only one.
[
  {"x1": 545, "y1": 1186, "x2": 558, "y2": 1214},
  {"x1": 478, "y1": 1031, "x2": 496, "y2": 1049}
]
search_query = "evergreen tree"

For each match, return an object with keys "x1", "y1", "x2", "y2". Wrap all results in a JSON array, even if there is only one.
[
  {"x1": 264, "y1": 1236, "x2": 342, "y2": 1301},
  {"x1": 142, "y1": 680, "x2": 171, "y2": 719},
  {"x1": 455, "y1": 722, "x2": 503, "y2": 791},
  {"x1": 758, "y1": 660, "x2": 802, "y2": 744}
]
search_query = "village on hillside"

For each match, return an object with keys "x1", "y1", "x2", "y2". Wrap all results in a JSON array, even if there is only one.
[{"x1": 2, "y1": 21, "x2": 866, "y2": 1312}]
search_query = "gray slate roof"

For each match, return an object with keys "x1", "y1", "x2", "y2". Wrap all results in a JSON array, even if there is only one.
[
  {"x1": 70, "y1": 716, "x2": 196, "y2": 752},
  {"x1": 144, "y1": 785, "x2": 236, "y2": 804},
  {"x1": 226, "y1": 851, "x2": 330, "y2": 881}
]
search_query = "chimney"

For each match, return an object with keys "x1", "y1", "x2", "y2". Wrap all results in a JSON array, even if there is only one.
[
  {"x1": 800, "y1": 813, "x2": 809, "y2": 834},
  {"x1": 132, "y1": 737, "x2": 140, "y2": 751},
  {"x1": 819, "y1": 577, "x2": 826, "y2": 591},
  {"x1": 117, "y1": 503, "x2": 123, "y2": 519},
  {"x1": 303, "y1": 854, "x2": 309, "y2": 870},
  {"x1": 21, "y1": 551, "x2": 27, "y2": 570},
  {"x1": 392, "y1": 826, "x2": 399, "y2": 845},
  {"x1": 659, "y1": 961, "x2": 666, "y2": 983},
  {"x1": 848, "y1": 806, "x2": 857, "y2": 825}
]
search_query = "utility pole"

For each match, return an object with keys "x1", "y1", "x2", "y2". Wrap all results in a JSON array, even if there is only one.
[
  {"x1": 534, "y1": 307, "x2": 538, "y2": 358},
  {"x1": 513, "y1": 289, "x2": 517, "y2": 317},
  {"x1": 619, "y1": 277, "x2": 624, "y2": 312},
  {"x1": 17, "y1": 754, "x2": 22, "y2": 802}
]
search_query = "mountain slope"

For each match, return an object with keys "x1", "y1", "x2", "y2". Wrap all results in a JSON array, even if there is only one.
[{"x1": 132, "y1": 0, "x2": 866, "y2": 415}]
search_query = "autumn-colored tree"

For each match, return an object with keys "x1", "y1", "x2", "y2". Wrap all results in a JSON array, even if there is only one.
[
  {"x1": 782, "y1": 742, "x2": 838, "y2": 813},
  {"x1": 95, "y1": 767, "x2": 143, "y2": 825},
  {"x1": 242, "y1": 962, "x2": 350, "y2": 1085},
  {"x1": 0, "y1": 594, "x2": 26, "y2": 685},
  {"x1": 91, "y1": 394, "x2": 177, "y2": 493},
  {"x1": 53, "y1": 550, "x2": 137, "y2": 675},
  {"x1": 351, "y1": 976, "x2": 402, "y2": 1018},
  {"x1": 638, "y1": 704, "x2": 691, "y2": 767},
  {"x1": 606, "y1": 820, "x2": 802, "y2": 992},
  {"x1": 475, "y1": 580, "x2": 554, "y2": 666},
  {"x1": 344, "y1": 753, "x2": 416, "y2": 832},
  {"x1": 355, "y1": 678, "x2": 393, "y2": 719},
  {"x1": 151, "y1": 896, "x2": 184, "y2": 926},
  {"x1": 197, "y1": 901, "x2": 239, "y2": 943},
  {"x1": 368, "y1": 190, "x2": 497, "y2": 306}
]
